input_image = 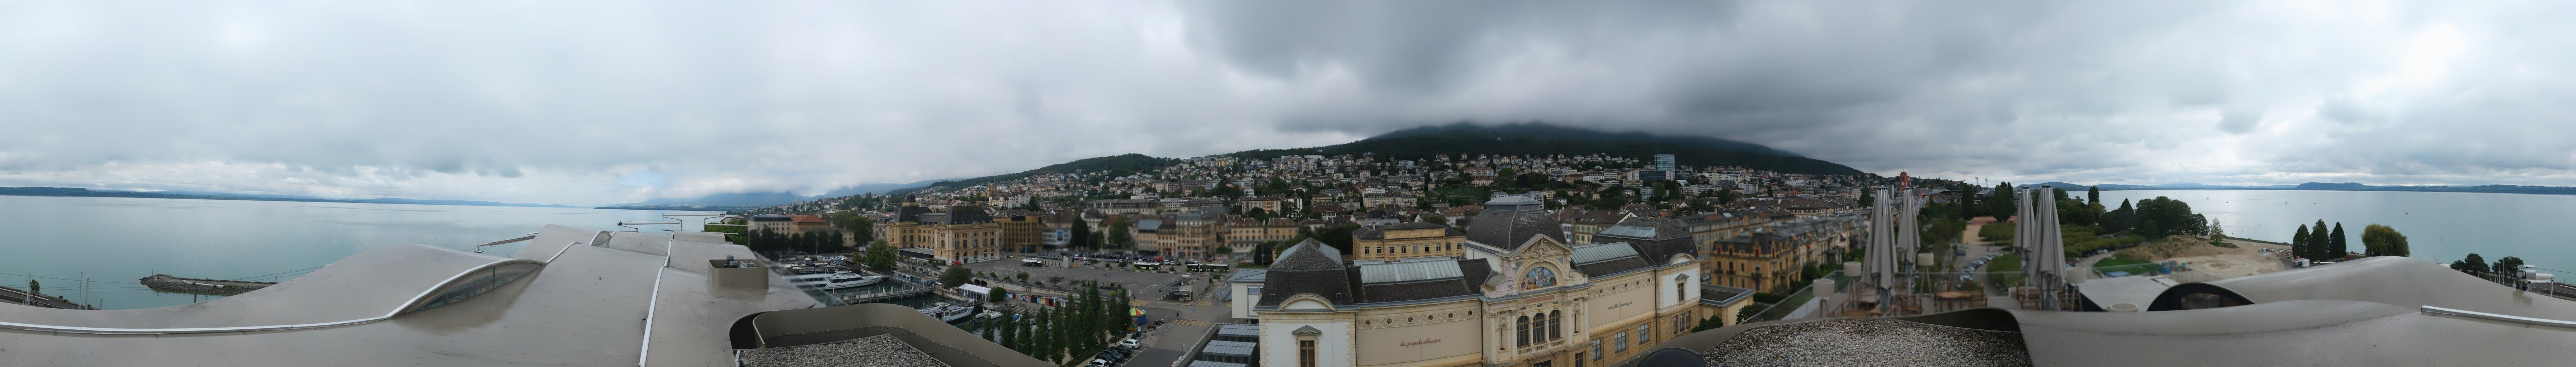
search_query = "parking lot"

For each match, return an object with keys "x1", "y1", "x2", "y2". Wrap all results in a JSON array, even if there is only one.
[{"x1": 964, "y1": 257, "x2": 1204, "y2": 301}]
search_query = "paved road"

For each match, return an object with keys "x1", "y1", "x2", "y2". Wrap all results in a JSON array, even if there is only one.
[
  {"x1": 1955, "y1": 220, "x2": 2021, "y2": 308},
  {"x1": 1123, "y1": 291, "x2": 1235, "y2": 367},
  {"x1": 963, "y1": 257, "x2": 1201, "y2": 301}
]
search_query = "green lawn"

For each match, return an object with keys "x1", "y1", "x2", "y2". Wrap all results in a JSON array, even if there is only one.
[
  {"x1": 2091, "y1": 255, "x2": 2160, "y2": 275},
  {"x1": 1986, "y1": 254, "x2": 2022, "y2": 286}
]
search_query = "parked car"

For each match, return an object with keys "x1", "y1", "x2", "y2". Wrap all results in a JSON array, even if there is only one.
[
  {"x1": 1087, "y1": 358, "x2": 1110, "y2": 367},
  {"x1": 1119, "y1": 338, "x2": 1139, "y2": 349}
]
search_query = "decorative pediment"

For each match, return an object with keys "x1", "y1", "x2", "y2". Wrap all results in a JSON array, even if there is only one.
[
  {"x1": 1294, "y1": 325, "x2": 1322, "y2": 335},
  {"x1": 1506, "y1": 235, "x2": 1573, "y2": 260}
]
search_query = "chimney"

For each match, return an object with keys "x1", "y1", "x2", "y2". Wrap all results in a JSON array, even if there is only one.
[{"x1": 709, "y1": 255, "x2": 767, "y2": 289}]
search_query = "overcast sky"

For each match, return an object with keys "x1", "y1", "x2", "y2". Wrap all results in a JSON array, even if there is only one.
[{"x1": 3, "y1": 0, "x2": 2572, "y2": 206}]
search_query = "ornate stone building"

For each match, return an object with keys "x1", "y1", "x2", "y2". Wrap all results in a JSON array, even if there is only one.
[
  {"x1": 1256, "y1": 196, "x2": 1705, "y2": 367},
  {"x1": 884, "y1": 203, "x2": 1002, "y2": 263}
]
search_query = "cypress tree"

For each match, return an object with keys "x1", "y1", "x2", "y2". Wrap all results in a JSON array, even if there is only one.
[
  {"x1": 1111, "y1": 290, "x2": 1130, "y2": 337},
  {"x1": 2311, "y1": 220, "x2": 2332, "y2": 259},
  {"x1": 1047, "y1": 305, "x2": 1067, "y2": 363},
  {"x1": 1074, "y1": 287, "x2": 1097, "y2": 354},
  {"x1": 2293, "y1": 225, "x2": 2311, "y2": 259},
  {"x1": 1034, "y1": 306, "x2": 1055, "y2": 362},
  {"x1": 1000, "y1": 309, "x2": 1020, "y2": 353},
  {"x1": 979, "y1": 313, "x2": 994, "y2": 342},
  {"x1": 2330, "y1": 223, "x2": 2348, "y2": 258},
  {"x1": 2087, "y1": 186, "x2": 2100, "y2": 206}
]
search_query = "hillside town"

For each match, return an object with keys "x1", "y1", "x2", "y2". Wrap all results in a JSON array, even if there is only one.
[{"x1": 745, "y1": 152, "x2": 1881, "y2": 295}]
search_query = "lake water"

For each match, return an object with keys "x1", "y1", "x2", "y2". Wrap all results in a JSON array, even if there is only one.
[
  {"x1": 0, "y1": 195, "x2": 694, "y2": 309},
  {"x1": 2092, "y1": 190, "x2": 2576, "y2": 272}
]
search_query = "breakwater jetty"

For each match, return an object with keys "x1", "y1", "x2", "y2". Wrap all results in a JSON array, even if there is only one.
[
  {"x1": 140, "y1": 275, "x2": 276, "y2": 296},
  {"x1": 0, "y1": 285, "x2": 95, "y2": 309}
]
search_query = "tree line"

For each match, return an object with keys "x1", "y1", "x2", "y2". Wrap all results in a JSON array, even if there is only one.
[
  {"x1": 979, "y1": 281, "x2": 1135, "y2": 366},
  {"x1": 2288, "y1": 221, "x2": 2409, "y2": 261},
  {"x1": 1950, "y1": 184, "x2": 2212, "y2": 239}
]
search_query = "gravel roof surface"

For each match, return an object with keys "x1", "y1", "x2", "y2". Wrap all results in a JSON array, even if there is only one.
[
  {"x1": 1702, "y1": 318, "x2": 2030, "y2": 367},
  {"x1": 739, "y1": 334, "x2": 950, "y2": 367}
]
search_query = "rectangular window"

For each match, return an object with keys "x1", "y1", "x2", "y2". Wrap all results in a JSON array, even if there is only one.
[
  {"x1": 1613, "y1": 333, "x2": 1628, "y2": 352},
  {"x1": 1637, "y1": 325, "x2": 1652, "y2": 345},
  {"x1": 1592, "y1": 341, "x2": 1603, "y2": 359},
  {"x1": 1299, "y1": 340, "x2": 1317, "y2": 367}
]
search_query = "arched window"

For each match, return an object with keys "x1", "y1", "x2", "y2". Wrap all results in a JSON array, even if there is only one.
[
  {"x1": 1547, "y1": 310, "x2": 1563, "y2": 340},
  {"x1": 1516, "y1": 316, "x2": 1532, "y2": 347},
  {"x1": 400, "y1": 261, "x2": 543, "y2": 316}
]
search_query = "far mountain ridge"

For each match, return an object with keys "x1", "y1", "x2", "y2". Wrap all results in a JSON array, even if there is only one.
[{"x1": 892, "y1": 123, "x2": 1862, "y2": 197}]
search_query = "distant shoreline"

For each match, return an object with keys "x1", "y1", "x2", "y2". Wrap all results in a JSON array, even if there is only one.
[{"x1": 0, "y1": 187, "x2": 577, "y2": 209}]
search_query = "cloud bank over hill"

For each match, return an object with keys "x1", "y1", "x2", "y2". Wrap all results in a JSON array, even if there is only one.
[{"x1": 1, "y1": 0, "x2": 2572, "y2": 205}]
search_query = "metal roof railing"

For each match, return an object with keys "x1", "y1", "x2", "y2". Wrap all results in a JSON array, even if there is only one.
[{"x1": 2420, "y1": 305, "x2": 2576, "y2": 329}]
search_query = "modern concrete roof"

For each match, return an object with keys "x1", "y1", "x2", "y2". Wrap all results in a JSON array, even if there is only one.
[
  {"x1": 2151, "y1": 256, "x2": 2576, "y2": 319},
  {"x1": 735, "y1": 303, "x2": 1049, "y2": 367},
  {"x1": 0, "y1": 243, "x2": 504, "y2": 330},
  {"x1": 0, "y1": 224, "x2": 825, "y2": 367},
  {"x1": 2073, "y1": 275, "x2": 2178, "y2": 312},
  {"x1": 1637, "y1": 256, "x2": 2576, "y2": 367}
]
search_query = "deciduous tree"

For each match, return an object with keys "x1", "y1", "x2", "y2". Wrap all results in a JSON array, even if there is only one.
[
  {"x1": 2362, "y1": 224, "x2": 2409, "y2": 257},
  {"x1": 940, "y1": 264, "x2": 973, "y2": 288},
  {"x1": 2452, "y1": 253, "x2": 2489, "y2": 274}
]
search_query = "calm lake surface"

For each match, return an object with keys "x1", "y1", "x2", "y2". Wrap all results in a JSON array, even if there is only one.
[
  {"x1": 2094, "y1": 190, "x2": 2576, "y2": 272},
  {"x1": 0, "y1": 195, "x2": 691, "y2": 309}
]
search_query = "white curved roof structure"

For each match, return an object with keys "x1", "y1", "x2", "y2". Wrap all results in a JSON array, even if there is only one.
[
  {"x1": 1643, "y1": 256, "x2": 2576, "y2": 367},
  {"x1": 0, "y1": 224, "x2": 824, "y2": 366},
  {"x1": 2154, "y1": 256, "x2": 2576, "y2": 319}
]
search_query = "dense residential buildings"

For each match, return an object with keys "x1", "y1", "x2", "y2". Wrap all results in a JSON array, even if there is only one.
[
  {"x1": 1227, "y1": 218, "x2": 1304, "y2": 253},
  {"x1": 1350, "y1": 221, "x2": 1467, "y2": 261}
]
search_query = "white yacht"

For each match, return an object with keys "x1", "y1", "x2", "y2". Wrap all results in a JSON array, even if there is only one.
[
  {"x1": 920, "y1": 302, "x2": 975, "y2": 323},
  {"x1": 792, "y1": 271, "x2": 882, "y2": 290}
]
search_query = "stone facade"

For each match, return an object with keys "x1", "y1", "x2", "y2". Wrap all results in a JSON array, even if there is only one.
[
  {"x1": 1255, "y1": 196, "x2": 1705, "y2": 367},
  {"x1": 1352, "y1": 222, "x2": 1467, "y2": 261},
  {"x1": 884, "y1": 203, "x2": 1002, "y2": 263}
]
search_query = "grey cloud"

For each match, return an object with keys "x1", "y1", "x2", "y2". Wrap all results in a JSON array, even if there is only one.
[{"x1": 2, "y1": 0, "x2": 2574, "y2": 205}]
